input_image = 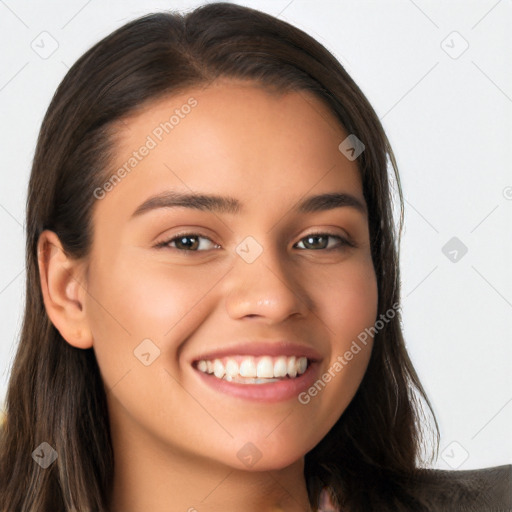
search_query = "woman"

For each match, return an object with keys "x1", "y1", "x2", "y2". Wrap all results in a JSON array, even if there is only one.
[{"x1": 0, "y1": 3, "x2": 510, "y2": 511}]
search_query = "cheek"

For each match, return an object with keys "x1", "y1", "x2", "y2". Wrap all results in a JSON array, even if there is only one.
[
  {"x1": 301, "y1": 259, "x2": 378, "y2": 422},
  {"x1": 320, "y1": 257, "x2": 378, "y2": 343},
  {"x1": 85, "y1": 253, "x2": 225, "y2": 375},
  {"x1": 91, "y1": 251, "x2": 215, "y2": 326},
  {"x1": 85, "y1": 254, "x2": 228, "y2": 436}
]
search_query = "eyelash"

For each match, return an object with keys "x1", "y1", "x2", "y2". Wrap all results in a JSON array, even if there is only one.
[{"x1": 154, "y1": 231, "x2": 356, "y2": 254}]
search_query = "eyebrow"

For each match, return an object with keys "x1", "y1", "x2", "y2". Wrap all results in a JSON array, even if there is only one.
[{"x1": 130, "y1": 190, "x2": 367, "y2": 218}]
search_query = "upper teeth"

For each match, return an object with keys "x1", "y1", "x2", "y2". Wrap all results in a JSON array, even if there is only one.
[{"x1": 196, "y1": 355, "x2": 308, "y2": 379}]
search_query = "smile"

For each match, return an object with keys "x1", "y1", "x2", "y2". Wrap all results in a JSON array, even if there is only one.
[
  {"x1": 192, "y1": 355, "x2": 320, "y2": 402},
  {"x1": 195, "y1": 355, "x2": 308, "y2": 383}
]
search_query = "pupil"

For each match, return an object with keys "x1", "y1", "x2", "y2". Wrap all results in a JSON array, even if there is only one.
[
  {"x1": 306, "y1": 235, "x2": 326, "y2": 249},
  {"x1": 178, "y1": 236, "x2": 198, "y2": 250}
]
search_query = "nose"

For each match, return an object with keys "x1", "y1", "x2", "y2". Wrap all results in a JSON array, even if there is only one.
[{"x1": 223, "y1": 244, "x2": 311, "y2": 324}]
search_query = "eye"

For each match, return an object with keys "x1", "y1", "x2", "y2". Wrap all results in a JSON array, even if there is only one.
[
  {"x1": 155, "y1": 233, "x2": 220, "y2": 252},
  {"x1": 155, "y1": 231, "x2": 355, "y2": 254},
  {"x1": 294, "y1": 232, "x2": 355, "y2": 251}
]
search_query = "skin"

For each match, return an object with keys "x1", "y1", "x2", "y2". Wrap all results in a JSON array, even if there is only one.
[{"x1": 38, "y1": 79, "x2": 378, "y2": 512}]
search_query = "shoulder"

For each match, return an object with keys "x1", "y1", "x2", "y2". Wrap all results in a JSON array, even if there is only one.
[
  {"x1": 318, "y1": 465, "x2": 512, "y2": 512},
  {"x1": 413, "y1": 464, "x2": 512, "y2": 511}
]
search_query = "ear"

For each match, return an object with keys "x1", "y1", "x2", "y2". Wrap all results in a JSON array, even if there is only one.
[{"x1": 37, "y1": 230, "x2": 93, "y2": 349}]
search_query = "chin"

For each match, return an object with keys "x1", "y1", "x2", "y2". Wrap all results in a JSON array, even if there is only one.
[{"x1": 227, "y1": 442, "x2": 309, "y2": 473}]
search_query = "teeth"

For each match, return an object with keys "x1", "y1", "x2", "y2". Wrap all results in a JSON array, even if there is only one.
[
  {"x1": 225, "y1": 359, "x2": 239, "y2": 378},
  {"x1": 287, "y1": 356, "x2": 297, "y2": 378},
  {"x1": 257, "y1": 356, "x2": 274, "y2": 378},
  {"x1": 195, "y1": 355, "x2": 309, "y2": 381},
  {"x1": 297, "y1": 356, "x2": 307, "y2": 374},
  {"x1": 273, "y1": 356, "x2": 288, "y2": 377},
  {"x1": 213, "y1": 359, "x2": 224, "y2": 379},
  {"x1": 239, "y1": 357, "x2": 257, "y2": 378}
]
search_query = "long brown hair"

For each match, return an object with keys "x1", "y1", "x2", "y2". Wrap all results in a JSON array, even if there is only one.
[{"x1": 0, "y1": 3, "x2": 439, "y2": 510}]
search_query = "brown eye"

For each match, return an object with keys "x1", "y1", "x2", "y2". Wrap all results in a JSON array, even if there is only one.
[
  {"x1": 294, "y1": 233, "x2": 354, "y2": 251},
  {"x1": 155, "y1": 233, "x2": 220, "y2": 252},
  {"x1": 174, "y1": 235, "x2": 200, "y2": 251}
]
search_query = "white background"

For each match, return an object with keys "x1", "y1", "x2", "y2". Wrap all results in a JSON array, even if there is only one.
[{"x1": 0, "y1": 0, "x2": 510, "y2": 471}]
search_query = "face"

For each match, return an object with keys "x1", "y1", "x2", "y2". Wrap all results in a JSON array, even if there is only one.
[{"x1": 84, "y1": 80, "x2": 378, "y2": 471}]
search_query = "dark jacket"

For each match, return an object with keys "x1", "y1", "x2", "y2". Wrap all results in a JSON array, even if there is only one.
[
  {"x1": 318, "y1": 464, "x2": 512, "y2": 511},
  {"x1": 414, "y1": 464, "x2": 512, "y2": 511}
]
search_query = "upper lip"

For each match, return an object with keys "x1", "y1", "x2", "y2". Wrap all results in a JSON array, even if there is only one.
[{"x1": 190, "y1": 340, "x2": 322, "y2": 363}]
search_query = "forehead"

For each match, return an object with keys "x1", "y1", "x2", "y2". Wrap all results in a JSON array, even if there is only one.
[{"x1": 97, "y1": 80, "x2": 364, "y2": 222}]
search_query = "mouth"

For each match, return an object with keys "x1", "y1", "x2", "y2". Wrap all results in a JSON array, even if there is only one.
[
  {"x1": 193, "y1": 355, "x2": 310, "y2": 384},
  {"x1": 191, "y1": 353, "x2": 320, "y2": 402}
]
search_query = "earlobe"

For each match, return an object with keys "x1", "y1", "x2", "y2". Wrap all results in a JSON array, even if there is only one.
[{"x1": 37, "y1": 230, "x2": 93, "y2": 349}]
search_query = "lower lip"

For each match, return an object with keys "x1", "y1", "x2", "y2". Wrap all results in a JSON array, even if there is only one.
[{"x1": 192, "y1": 362, "x2": 319, "y2": 403}]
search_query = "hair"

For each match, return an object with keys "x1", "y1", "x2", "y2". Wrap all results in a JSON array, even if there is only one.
[{"x1": 0, "y1": 3, "x2": 440, "y2": 511}]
